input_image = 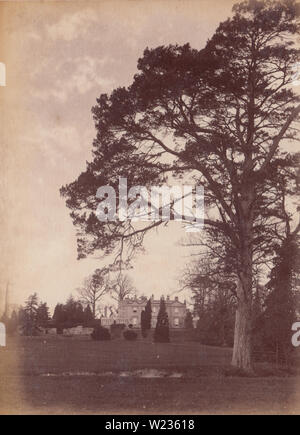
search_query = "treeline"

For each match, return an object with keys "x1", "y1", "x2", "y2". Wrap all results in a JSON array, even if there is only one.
[
  {"x1": 2, "y1": 292, "x2": 195, "y2": 344},
  {"x1": 1, "y1": 293, "x2": 96, "y2": 336},
  {"x1": 52, "y1": 297, "x2": 94, "y2": 333},
  {"x1": 0, "y1": 293, "x2": 51, "y2": 336}
]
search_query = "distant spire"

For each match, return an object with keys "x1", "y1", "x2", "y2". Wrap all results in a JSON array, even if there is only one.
[{"x1": 4, "y1": 281, "x2": 9, "y2": 318}]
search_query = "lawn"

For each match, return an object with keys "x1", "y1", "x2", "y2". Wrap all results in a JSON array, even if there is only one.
[{"x1": 0, "y1": 336, "x2": 299, "y2": 414}]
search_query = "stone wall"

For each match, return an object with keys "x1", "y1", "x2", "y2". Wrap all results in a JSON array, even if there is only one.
[{"x1": 63, "y1": 326, "x2": 94, "y2": 336}]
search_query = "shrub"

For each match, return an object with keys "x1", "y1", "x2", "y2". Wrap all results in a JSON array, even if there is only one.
[
  {"x1": 91, "y1": 325, "x2": 111, "y2": 341},
  {"x1": 141, "y1": 329, "x2": 148, "y2": 338},
  {"x1": 110, "y1": 323, "x2": 126, "y2": 339},
  {"x1": 123, "y1": 330, "x2": 138, "y2": 341}
]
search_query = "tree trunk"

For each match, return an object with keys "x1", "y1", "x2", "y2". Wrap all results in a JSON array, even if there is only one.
[
  {"x1": 232, "y1": 201, "x2": 254, "y2": 371},
  {"x1": 232, "y1": 280, "x2": 252, "y2": 371}
]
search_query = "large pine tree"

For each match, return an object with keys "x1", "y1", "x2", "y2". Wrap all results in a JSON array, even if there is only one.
[{"x1": 61, "y1": 1, "x2": 300, "y2": 370}]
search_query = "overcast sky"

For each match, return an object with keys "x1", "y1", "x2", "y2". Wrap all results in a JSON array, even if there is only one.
[{"x1": 0, "y1": 0, "x2": 238, "y2": 312}]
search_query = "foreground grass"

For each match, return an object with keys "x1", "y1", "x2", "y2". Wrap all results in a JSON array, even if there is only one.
[
  {"x1": 0, "y1": 336, "x2": 233, "y2": 375},
  {"x1": 0, "y1": 336, "x2": 299, "y2": 414},
  {"x1": 1, "y1": 375, "x2": 299, "y2": 415}
]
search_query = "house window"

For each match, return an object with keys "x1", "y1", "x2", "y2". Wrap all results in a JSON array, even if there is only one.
[
  {"x1": 153, "y1": 307, "x2": 156, "y2": 313},
  {"x1": 174, "y1": 318, "x2": 179, "y2": 327},
  {"x1": 174, "y1": 307, "x2": 179, "y2": 314},
  {"x1": 132, "y1": 317, "x2": 138, "y2": 325}
]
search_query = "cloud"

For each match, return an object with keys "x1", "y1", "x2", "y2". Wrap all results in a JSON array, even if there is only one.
[
  {"x1": 63, "y1": 56, "x2": 115, "y2": 95},
  {"x1": 47, "y1": 9, "x2": 98, "y2": 41},
  {"x1": 25, "y1": 31, "x2": 41, "y2": 41},
  {"x1": 22, "y1": 123, "x2": 83, "y2": 164},
  {"x1": 32, "y1": 56, "x2": 115, "y2": 103}
]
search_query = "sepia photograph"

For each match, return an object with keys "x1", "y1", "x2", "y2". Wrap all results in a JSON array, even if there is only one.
[{"x1": 0, "y1": 0, "x2": 300, "y2": 417}]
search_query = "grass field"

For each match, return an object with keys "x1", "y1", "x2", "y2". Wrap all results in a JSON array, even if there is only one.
[{"x1": 0, "y1": 335, "x2": 300, "y2": 414}]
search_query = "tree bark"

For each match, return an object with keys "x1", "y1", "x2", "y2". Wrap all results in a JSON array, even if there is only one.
[
  {"x1": 232, "y1": 278, "x2": 252, "y2": 371},
  {"x1": 232, "y1": 191, "x2": 254, "y2": 371}
]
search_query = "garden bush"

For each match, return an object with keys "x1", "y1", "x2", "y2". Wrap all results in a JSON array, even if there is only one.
[
  {"x1": 123, "y1": 330, "x2": 138, "y2": 341},
  {"x1": 91, "y1": 325, "x2": 111, "y2": 341},
  {"x1": 110, "y1": 323, "x2": 126, "y2": 339}
]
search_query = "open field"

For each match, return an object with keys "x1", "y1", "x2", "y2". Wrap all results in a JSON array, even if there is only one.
[{"x1": 0, "y1": 336, "x2": 300, "y2": 414}]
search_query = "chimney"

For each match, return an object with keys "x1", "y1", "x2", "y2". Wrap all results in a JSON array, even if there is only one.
[
  {"x1": 175, "y1": 296, "x2": 178, "y2": 302},
  {"x1": 167, "y1": 295, "x2": 170, "y2": 301}
]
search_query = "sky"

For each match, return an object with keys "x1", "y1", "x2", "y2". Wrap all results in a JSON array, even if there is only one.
[{"x1": 0, "y1": 0, "x2": 239, "y2": 312}]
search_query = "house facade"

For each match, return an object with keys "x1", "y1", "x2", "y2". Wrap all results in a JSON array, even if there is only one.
[{"x1": 117, "y1": 295, "x2": 187, "y2": 328}]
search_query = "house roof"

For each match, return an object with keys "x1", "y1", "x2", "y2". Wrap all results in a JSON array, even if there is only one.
[{"x1": 120, "y1": 296, "x2": 186, "y2": 306}]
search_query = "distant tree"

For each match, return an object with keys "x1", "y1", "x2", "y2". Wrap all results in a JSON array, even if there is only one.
[
  {"x1": 36, "y1": 302, "x2": 50, "y2": 327},
  {"x1": 64, "y1": 296, "x2": 85, "y2": 326},
  {"x1": 110, "y1": 273, "x2": 136, "y2": 302},
  {"x1": 196, "y1": 293, "x2": 236, "y2": 347},
  {"x1": 83, "y1": 305, "x2": 94, "y2": 325},
  {"x1": 20, "y1": 293, "x2": 40, "y2": 336},
  {"x1": 25, "y1": 293, "x2": 39, "y2": 316},
  {"x1": 144, "y1": 298, "x2": 152, "y2": 330},
  {"x1": 183, "y1": 250, "x2": 236, "y2": 346},
  {"x1": 184, "y1": 311, "x2": 194, "y2": 330},
  {"x1": 141, "y1": 298, "x2": 152, "y2": 338},
  {"x1": 154, "y1": 298, "x2": 170, "y2": 343},
  {"x1": 52, "y1": 303, "x2": 66, "y2": 327},
  {"x1": 78, "y1": 268, "x2": 109, "y2": 318},
  {"x1": 253, "y1": 236, "x2": 300, "y2": 364},
  {"x1": 141, "y1": 310, "x2": 147, "y2": 338},
  {"x1": 52, "y1": 297, "x2": 85, "y2": 329}
]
